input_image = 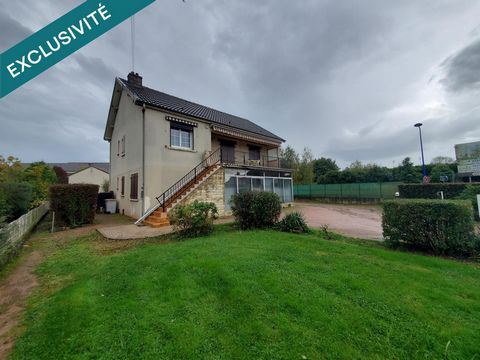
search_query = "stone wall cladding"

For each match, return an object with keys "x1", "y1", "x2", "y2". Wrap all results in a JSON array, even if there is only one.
[{"x1": 175, "y1": 167, "x2": 225, "y2": 215}]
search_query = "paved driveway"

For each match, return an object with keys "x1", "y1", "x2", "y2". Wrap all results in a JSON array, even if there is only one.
[{"x1": 285, "y1": 202, "x2": 383, "y2": 240}]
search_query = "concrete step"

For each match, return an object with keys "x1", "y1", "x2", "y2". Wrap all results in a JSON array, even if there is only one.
[{"x1": 144, "y1": 218, "x2": 170, "y2": 228}]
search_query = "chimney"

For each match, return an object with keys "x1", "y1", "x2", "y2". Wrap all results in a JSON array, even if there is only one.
[{"x1": 127, "y1": 72, "x2": 142, "y2": 87}]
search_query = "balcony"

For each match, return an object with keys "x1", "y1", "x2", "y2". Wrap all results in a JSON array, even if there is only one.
[{"x1": 221, "y1": 150, "x2": 288, "y2": 169}]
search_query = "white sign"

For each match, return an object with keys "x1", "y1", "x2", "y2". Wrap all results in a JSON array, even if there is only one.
[{"x1": 455, "y1": 141, "x2": 480, "y2": 175}]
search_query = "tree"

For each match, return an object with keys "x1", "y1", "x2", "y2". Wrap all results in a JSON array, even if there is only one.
[
  {"x1": 312, "y1": 157, "x2": 339, "y2": 183},
  {"x1": 53, "y1": 166, "x2": 68, "y2": 184},
  {"x1": 431, "y1": 156, "x2": 455, "y2": 165},
  {"x1": 396, "y1": 157, "x2": 421, "y2": 183},
  {"x1": 430, "y1": 164, "x2": 454, "y2": 183},
  {"x1": 22, "y1": 162, "x2": 58, "y2": 207},
  {"x1": 0, "y1": 155, "x2": 23, "y2": 183},
  {"x1": 295, "y1": 148, "x2": 315, "y2": 184},
  {"x1": 280, "y1": 145, "x2": 299, "y2": 170}
]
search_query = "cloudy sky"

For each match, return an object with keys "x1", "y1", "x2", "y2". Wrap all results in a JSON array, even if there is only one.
[{"x1": 1, "y1": 0, "x2": 480, "y2": 168}]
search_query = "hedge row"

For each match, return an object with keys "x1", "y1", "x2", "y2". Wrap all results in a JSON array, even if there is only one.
[
  {"x1": 50, "y1": 184, "x2": 99, "y2": 227},
  {"x1": 398, "y1": 183, "x2": 473, "y2": 199},
  {"x1": 383, "y1": 199, "x2": 478, "y2": 257}
]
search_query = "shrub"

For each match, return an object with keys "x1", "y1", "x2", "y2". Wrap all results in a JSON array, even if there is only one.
[
  {"x1": 398, "y1": 183, "x2": 471, "y2": 199},
  {"x1": 383, "y1": 199, "x2": 476, "y2": 257},
  {"x1": 0, "y1": 182, "x2": 33, "y2": 222},
  {"x1": 50, "y1": 184, "x2": 99, "y2": 227},
  {"x1": 231, "y1": 191, "x2": 282, "y2": 229},
  {"x1": 168, "y1": 200, "x2": 218, "y2": 237},
  {"x1": 455, "y1": 184, "x2": 480, "y2": 221},
  {"x1": 277, "y1": 212, "x2": 310, "y2": 233}
]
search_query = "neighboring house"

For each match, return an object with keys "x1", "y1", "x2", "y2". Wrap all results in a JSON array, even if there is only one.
[
  {"x1": 68, "y1": 165, "x2": 109, "y2": 192},
  {"x1": 104, "y1": 72, "x2": 293, "y2": 226},
  {"x1": 48, "y1": 162, "x2": 110, "y2": 176}
]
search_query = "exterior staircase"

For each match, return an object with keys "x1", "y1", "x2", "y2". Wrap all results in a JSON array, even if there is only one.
[{"x1": 135, "y1": 149, "x2": 221, "y2": 228}]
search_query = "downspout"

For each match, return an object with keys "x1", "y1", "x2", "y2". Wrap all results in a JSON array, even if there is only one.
[{"x1": 141, "y1": 103, "x2": 146, "y2": 216}]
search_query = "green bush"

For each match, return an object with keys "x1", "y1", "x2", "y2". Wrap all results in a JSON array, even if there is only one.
[
  {"x1": 277, "y1": 212, "x2": 310, "y2": 233},
  {"x1": 383, "y1": 199, "x2": 477, "y2": 257},
  {"x1": 168, "y1": 200, "x2": 218, "y2": 237},
  {"x1": 456, "y1": 184, "x2": 480, "y2": 221},
  {"x1": 398, "y1": 183, "x2": 471, "y2": 199},
  {"x1": 0, "y1": 182, "x2": 33, "y2": 222},
  {"x1": 50, "y1": 184, "x2": 99, "y2": 227},
  {"x1": 231, "y1": 191, "x2": 282, "y2": 229}
]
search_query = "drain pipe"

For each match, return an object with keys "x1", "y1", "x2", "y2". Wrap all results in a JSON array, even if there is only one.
[{"x1": 141, "y1": 103, "x2": 146, "y2": 216}]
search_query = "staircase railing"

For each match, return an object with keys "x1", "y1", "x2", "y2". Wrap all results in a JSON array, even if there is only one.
[{"x1": 156, "y1": 148, "x2": 221, "y2": 212}]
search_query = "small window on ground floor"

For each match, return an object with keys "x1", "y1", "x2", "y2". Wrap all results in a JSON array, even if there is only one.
[
  {"x1": 130, "y1": 173, "x2": 138, "y2": 200},
  {"x1": 121, "y1": 176, "x2": 125, "y2": 196}
]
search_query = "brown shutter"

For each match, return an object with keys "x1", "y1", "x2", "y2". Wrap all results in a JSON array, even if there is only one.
[
  {"x1": 130, "y1": 173, "x2": 138, "y2": 200},
  {"x1": 121, "y1": 176, "x2": 125, "y2": 196}
]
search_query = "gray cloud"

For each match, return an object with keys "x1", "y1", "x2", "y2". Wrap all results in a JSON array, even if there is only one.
[
  {"x1": 0, "y1": 11, "x2": 32, "y2": 50},
  {"x1": 1, "y1": 0, "x2": 480, "y2": 168},
  {"x1": 441, "y1": 39, "x2": 480, "y2": 92}
]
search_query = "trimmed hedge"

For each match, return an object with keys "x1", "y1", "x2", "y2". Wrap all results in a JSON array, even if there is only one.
[
  {"x1": 398, "y1": 183, "x2": 473, "y2": 199},
  {"x1": 50, "y1": 184, "x2": 99, "y2": 227},
  {"x1": 231, "y1": 191, "x2": 282, "y2": 229},
  {"x1": 383, "y1": 199, "x2": 478, "y2": 257}
]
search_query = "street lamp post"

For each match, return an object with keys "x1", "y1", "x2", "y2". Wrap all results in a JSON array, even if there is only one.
[{"x1": 414, "y1": 123, "x2": 427, "y2": 178}]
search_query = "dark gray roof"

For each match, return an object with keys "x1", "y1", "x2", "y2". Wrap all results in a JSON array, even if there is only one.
[
  {"x1": 46, "y1": 162, "x2": 109, "y2": 174},
  {"x1": 119, "y1": 78, "x2": 284, "y2": 142}
]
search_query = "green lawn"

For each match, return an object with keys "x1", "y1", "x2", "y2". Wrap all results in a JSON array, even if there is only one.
[{"x1": 10, "y1": 226, "x2": 480, "y2": 359}]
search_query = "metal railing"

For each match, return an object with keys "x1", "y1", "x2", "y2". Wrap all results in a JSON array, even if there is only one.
[
  {"x1": 156, "y1": 148, "x2": 221, "y2": 211},
  {"x1": 221, "y1": 150, "x2": 284, "y2": 168}
]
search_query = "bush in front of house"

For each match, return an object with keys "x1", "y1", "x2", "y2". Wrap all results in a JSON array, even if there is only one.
[
  {"x1": 231, "y1": 191, "x2": 282, "y2": 229},
  {"x1": 276, "y1": 212, "x2": 310, "y2": 233},
  {"x1": 50, "y1": 184, "x2": 99, "y2": 227},
  {"x1": 383, "y1": 199, "x2": 477, "y2": 257},
  {"x1": 0, "y1": 182, "x2": 33, "y2": 222},
  {"x1": 169, "y1": 200, "x2": 218, "y2": 237}
]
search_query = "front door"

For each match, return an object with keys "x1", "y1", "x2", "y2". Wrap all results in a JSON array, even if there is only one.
[{"x1": 220, "y1": 140, "x2": 235, "y2": 164}]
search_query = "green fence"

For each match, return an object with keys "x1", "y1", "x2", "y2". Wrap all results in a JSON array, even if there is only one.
[{"x1": 293, "y1": 182, "x2": 403, "y2": 200}]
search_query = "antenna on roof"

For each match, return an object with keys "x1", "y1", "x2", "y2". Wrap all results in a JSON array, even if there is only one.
[{"x1": 130, "y1": 15, "x2": 136, "y2": 72}]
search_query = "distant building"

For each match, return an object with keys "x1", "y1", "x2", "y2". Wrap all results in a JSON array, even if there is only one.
[{"x1": 67, "y1": 165, "x2": 109, "y2": 192}]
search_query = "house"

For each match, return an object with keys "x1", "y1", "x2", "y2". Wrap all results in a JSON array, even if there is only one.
[
  {"x1": 104, "y1": 72, "x2": 293, "y2": 227},
  {"x1": 23, "y1": 162, "x2": 110, "y2": 191},
  {"x1": 67, "y1": 165, "x2": 109, "y2": 192}
]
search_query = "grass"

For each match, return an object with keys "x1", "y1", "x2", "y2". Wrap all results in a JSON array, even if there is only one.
[{"x1": 8, "y1": 226, "x2": 480, "y2": 359}]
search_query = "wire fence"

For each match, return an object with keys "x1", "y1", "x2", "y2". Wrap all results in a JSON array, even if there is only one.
[{"x1": 293, "y1": 182, "x2": 403, "y2": 200}]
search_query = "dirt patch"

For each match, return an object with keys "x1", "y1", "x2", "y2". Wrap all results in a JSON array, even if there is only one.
[
  {"x1": 0, "y1": 250, "x2": 42, "y2": 359},
  {"x1": 286, "y1": 202, "x2": 383, "y2": 240}
]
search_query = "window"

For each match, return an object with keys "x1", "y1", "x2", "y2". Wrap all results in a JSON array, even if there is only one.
[
  {"x1": 117, "y1": 140, "x2": 120, "y2": 156},
  {"x1": 121, "y1": 176, "x2": 125, "y2": 196},
  {"x1": 248, "y1": 145, "x2": 261, "y2": 161},
  {"x1": 130, "y1": 173, "x2": 138, "y2": 200},
  {"x1": 116, "y1": 176, "x2": 119, "y2": 190},
  {"x1": 170, "y1": 122, "x2": 193, "y2": 149},
  {"x1": 121, "y1": 135, "x2": 126, "y2": 156}
]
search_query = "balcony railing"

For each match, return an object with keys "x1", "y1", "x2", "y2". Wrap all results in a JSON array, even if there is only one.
[{"x1": 221, "y1": 150, "x2": 287, "y2": 169}]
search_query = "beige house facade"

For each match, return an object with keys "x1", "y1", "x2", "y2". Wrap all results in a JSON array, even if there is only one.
[
  {"x1": 104, "y1": 73, "x2": 292, "y2": 225},
  {"x1": 68, "y1": 166, "x2": 109, "y2": 192}
]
